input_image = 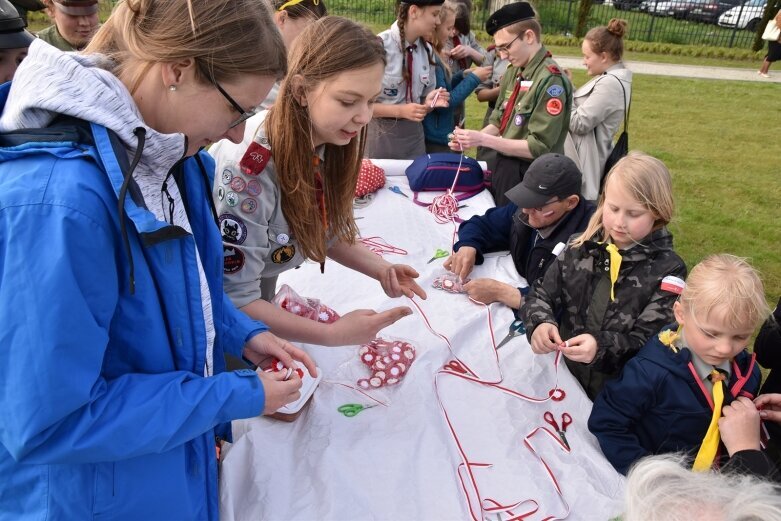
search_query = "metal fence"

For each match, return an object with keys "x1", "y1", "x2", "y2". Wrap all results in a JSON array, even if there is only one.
[{"x1": 327, "y1": 0, "x2": 767, "y2": 48}]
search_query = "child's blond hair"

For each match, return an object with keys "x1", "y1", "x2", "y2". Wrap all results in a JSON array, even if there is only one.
[
  {"x1": 573, "y1": 152, "x2": 674, "y2": 247},
  {"x1": 680, "y1": 254, "x2": 769, "y2": 332}
]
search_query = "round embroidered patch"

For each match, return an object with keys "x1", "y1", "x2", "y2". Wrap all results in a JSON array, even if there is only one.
[
  {"x1": 230, "y1": 176, "x2": 246, "y2": 193},
  {"x1": 246, "y1": 179, "x2": 262, "y2": 197},
  {"x1": 219, "y1": 214, "x2": 247, "y2": 245},
  {"x1": 223, "y1": 245, "x2": 245, "y2": 274},
  {"x1": 240, "y1": 197, "x2": 258, "y2": 214},
  {"x1": 546, "y1": 98, "x2": 563, "y2": 116},
  {"x1": 225, "y1": 191, "x2": 239, "y2": 207},
  {"x1": 514, "y1": 114, "x2": 524, "y2": 127},
  {"x1": 271, "y1": 245, "x2": 296, "y2": 264}
]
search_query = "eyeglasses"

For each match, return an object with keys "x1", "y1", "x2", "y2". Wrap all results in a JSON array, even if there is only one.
[
  {"x1": 495, "y1": 32, "x2": 522, "y2": 56},
  {"x1": 209, "y1": 77, "x2": 258, "y2": 130}
]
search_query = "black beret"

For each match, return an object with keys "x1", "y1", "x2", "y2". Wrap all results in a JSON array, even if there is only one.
[{"x1": 485, "y1": 2, "x2": 536, "y2": 36}]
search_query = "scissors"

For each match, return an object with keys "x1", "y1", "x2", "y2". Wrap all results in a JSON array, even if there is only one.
[
  {"x1": 543, "y1": 411, "x2": 572, "y2": 449},
  {"x1": 337, "y1": 403, "x2": 377, "y2": 417},
  {"x1": 388, "y1": 185, "x2": 409, "y2": 198},
  {"x1": 495, "y1": 319, "x2": 526, "y2": 349},
  {"x1": 427, "y1": 248, "x2": 449, "y2": 264}
]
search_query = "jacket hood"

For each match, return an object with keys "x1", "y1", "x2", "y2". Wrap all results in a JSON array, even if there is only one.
[
  {"x1": 582, "y1": 226, "x2": 675, "y2": 263},
  {"x1": 0, "y1": 39, "x2": 185, "y2": 177}
]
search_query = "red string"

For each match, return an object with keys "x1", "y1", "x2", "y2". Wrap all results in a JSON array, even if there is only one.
[
  {"x1": 406, "y1": 296, "x2": 569, "y2": 520},
  {"x1": 358, "y1": 236, "x2": 408, "y2": 257}
]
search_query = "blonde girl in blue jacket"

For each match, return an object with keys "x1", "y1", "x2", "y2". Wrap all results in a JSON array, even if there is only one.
[{"x1": 0, "y1": 0, "x2": 316, "y2": 518}]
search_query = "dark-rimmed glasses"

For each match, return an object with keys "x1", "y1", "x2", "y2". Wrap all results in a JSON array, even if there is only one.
[
  {"x1": 210, "y1": 77, "x2": 258, "y2": 129},
  {"x1": 495, "y1": 32, "x2": 522, "y2": 56}
]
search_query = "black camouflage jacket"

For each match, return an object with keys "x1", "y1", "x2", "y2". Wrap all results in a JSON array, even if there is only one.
[{"x1": 521, "y1": 227, "x2": 687, "y2": 376}]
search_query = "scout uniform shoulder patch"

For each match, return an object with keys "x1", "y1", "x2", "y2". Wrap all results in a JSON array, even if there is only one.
[
  {"x1": 546, "y1": 64, "x2": 562, "y2": 75},
  {"x1": 272, "y1": 245, "x2": 296, "y2": 264},
  {"x1": 223, "y1": 246, "x2": 245, "y2": 274},
  {"x1": 546, "y1": 84, "x2": 564, "y2": 98},
  {"x1": 546, "y1": 98, "x2": 563, "y2": 116},
  {"x1": 240, "y1": 139, "x2": 272, "y2": 176},
  {"x1": 660, "y1": 275, "x2": 686, "y2": 294}
]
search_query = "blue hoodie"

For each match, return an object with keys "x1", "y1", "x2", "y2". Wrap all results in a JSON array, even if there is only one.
[
  {"x1": 422, "y1": 53, "x2": 481, "y2": 145},
  {"x1": 0, "y1": 41, "x2": 267, "y2": 519},
  {"x1": 589, "y1": 324, "x2": 761, "y2": 475}
]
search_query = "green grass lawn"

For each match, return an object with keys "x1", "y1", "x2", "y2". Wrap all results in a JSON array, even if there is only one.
[{"x1": 463, "y1": 70, "x2": 781, "y2": 302}]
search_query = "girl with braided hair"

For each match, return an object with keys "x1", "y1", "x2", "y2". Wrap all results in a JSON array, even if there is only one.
[{"x1": 366, "y1": 0, "x2": 451, "y2": 159}]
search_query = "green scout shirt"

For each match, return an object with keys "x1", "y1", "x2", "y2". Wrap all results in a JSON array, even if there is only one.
[
  {"x1": 36, "y1": 25, "x2": 77, "y2": 52},
  {"x1": 488, "y1": 46, "x2": 572, "y2": 159}
]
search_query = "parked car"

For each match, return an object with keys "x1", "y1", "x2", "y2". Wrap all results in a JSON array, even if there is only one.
[
  {"x1": 718, "y1": 0, "x2": 767, "y2": 30},
  {"x1": 687, "y1": 0, "x2": 742, "y2": 23},
  {"x1": 645, "y1": 0, "x2": 685, "y2": 15},
  {"x1": 614, "y1": 0, "x2": 646, "y2": 10},
  {"x1": 669, "y1": 0, "x2": 710, "y2": 18}
]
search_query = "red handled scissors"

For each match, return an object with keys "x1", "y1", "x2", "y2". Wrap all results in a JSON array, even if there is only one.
[
  {"x1": 443, "y1": 360, "x2": 468, "y2": 374},
  {"x1": 544, "y1": 411, "x2": 572, "y2": 449}
]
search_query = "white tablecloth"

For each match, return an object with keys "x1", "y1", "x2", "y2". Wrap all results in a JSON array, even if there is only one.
[{"x1": 219, "y1": 172, "x2": 625, "y2": 521}]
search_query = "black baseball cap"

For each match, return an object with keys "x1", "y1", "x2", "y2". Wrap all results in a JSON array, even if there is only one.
[
  {"x1": 485, "y1": 1, "x2": 536, "y2": 36},
  {"x1": 0, "y1": 0, "x2": 34, "y2": 50},
  {"x1": 505, "y1": 153, "x2": 582, "y2": 208}
]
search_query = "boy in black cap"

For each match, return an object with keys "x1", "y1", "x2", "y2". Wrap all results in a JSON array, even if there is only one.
[
  {"x1": 445, "y1": 153, "x2": 594, "y2": 313},
  {"x1": 448, "y1": 1, "x2": 571, "y2": 207},
  {"x1": 0, "y1": 0, "x2": 34, "y2": 82},
  {"x1": 37, "y1": 0, "x2": 98, "y2": 51}
]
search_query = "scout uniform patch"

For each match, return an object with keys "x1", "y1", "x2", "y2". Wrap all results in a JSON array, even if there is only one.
[
  {"x1": 272, "y1": 245, "x2": 296, "y2": 264},
  {"x1": 223, "y1": 246, "x2": 245, "y2": 274},
  {"x1": 219, "y1": 214, "x2": 247, "y2": 245},
  {"x1": 240, "y1": 139, "x2": 271, "y2": 176},
  {"x1": 660, "y1": 275, "x2": 685, "y2": 294}
]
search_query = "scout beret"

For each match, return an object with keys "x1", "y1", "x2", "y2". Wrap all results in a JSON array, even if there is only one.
[
  {"x1": 405, "y1": 0, "x2": 446, "y2": 6},
  {"x1": 0, "y1": 0, "x2": 34, "y2": 50},
  {"x1": 485, "y1": 2, "x2": 536, "y2": 36}
]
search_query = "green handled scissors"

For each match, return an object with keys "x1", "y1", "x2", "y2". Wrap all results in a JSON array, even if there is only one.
[
  {"x1": 427, "y1": 248, "x2": 449, "y2": 264},
  {"x1": 496, "y1": 319, "x2": 526, "y2": 349},
  {"x1": 337, "y1": 403, "x2": 377, "y2": 417}
]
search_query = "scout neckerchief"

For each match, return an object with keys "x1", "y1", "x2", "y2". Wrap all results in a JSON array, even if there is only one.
[
  {"x1": 692, "y1": 368, "x2": 728, "y2": 471},
  {"x1": 658, "y1": 326, "x2": 758, "y2": 471},
  {"x1": 313, "y1": 155, "x2": 327, "y2": 273},
  {"x1": 498, "y1": 73, "x2": 522, "y2": 134},
  {"x1": 603, "y1": 242, "x2": 622, "y2": 301},
  {"x1": 452, "y1": 34, "x2": 467, "y2": 70},
  {"x1": 405, "y1": 44, "x2": 416, "y2": 102}
]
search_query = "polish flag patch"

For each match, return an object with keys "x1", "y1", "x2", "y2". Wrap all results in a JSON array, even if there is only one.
[{"x1": 660, "y1": 275, "x2": 685, "y2": 294}]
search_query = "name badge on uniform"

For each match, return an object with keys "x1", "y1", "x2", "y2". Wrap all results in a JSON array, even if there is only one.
[{"x1": 520, "y1": 80, "x2": 533, "y2": 92}]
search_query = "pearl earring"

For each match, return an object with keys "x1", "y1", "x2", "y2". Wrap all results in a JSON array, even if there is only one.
[{"x1": 169, "y1": 85, "x2": 177, "y2": 92}]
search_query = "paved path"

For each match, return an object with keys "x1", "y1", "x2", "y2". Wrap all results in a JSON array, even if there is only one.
[{"x1": 555, "y1": 56, "x2": 781, "y2": 83}]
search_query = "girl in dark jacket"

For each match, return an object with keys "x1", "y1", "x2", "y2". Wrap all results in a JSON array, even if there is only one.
[{"x1": 521, "y1": 152, "x2": 686, "y2": 399}]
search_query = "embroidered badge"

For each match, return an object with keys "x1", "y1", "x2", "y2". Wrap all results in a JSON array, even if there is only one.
[
  {"x1": 219, "y1": 214, "x2": 247, "y2": 245},
  {"x1": 223, "y1": 246, "x2": 245, "y2": 274},
  {"x1": 660, "y1": 275, "x2": 686, "y2": 295},
  {"x1": 221, "y1": 168, "x2": 233, "y2": 185},
  {"x1": 383, "y1": 88, "x2": 398, "y2": 97},
  {"x1": 514, "y1": 114, "x2": 524, "y2": 127},
  {"x1": 546, "y1": 84, "x2": 564, "y2": 97},
  {"x1": 225, "y1": 191, "x2": 239, "y2": 207},
  {"x1": 230, "y1": 176, "x2": 246, "y2": 193},
  {"x1": 217, "y1": 186, "x2": 225, "y2": 201},
  {"x1": 546, "y1": 98, "x2": 563, "y2": 116},
  {"x1": 547, "y1": 64, "x2": 562, "y2": 75},
  {"x1": 239, "y1": 140, "x2": 271, "y2": 176},
  {"x1": 272, "y1": 245, "x2": 296, "y2": 264},
  {"x1": 246, "y1": 179, "x2": 262, "y2": 197},
  {"x1": 240, "y1": 197, "x2": 258, "y2": 214},
  {"x1": 520, "y1": 80, "x2": 533, "y2": 92}
]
